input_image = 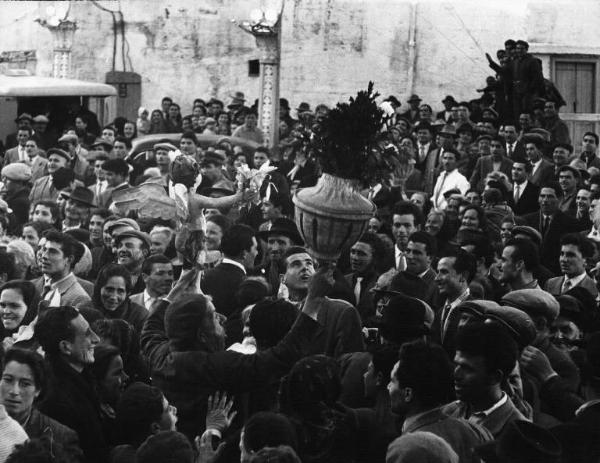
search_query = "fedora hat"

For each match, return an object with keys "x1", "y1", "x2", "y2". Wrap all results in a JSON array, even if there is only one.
[
  {"x1": 407, "y1": 94, "x2": 422, "y2": 103},
  {"x1": 296, "y1": 102, "x2": 312, "y2": 114},
  {"x1": 60, "y1": 186, "x2": 96, "y2": 208},
  {"x1": 258, "y1": 218, "x2": 303, "y2": 245},
  {"x1": 228, "y1": 91, "x2": 246, "y2": 108}
]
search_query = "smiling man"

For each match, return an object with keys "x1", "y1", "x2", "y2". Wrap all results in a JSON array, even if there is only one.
[
  {"x1": 114, "y1": 229, "x2": 151, "y2": 295},
  {"x1": 131, "y1": 254, "x2": 175, "y2": 311},
  {"x1": 35, "y1": 306, "x2": 105, "y2": 463},
  {"x1": 33, "y1": 230, "x2": 91, "y2": 308}
]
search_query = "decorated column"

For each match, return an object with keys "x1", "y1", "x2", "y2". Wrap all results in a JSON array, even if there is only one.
[
  {"x1": 236, "y1": 6, "x2": 283, "y2": 150},
  {"x1": 36, "y1": 18, "x2": 77, "y2": 79}
]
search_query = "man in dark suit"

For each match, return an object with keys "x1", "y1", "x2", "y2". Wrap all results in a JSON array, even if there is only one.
[
  {"x1": 544, "y1": 233, "x2": 598, "y2": 298},
  {"x1": 400, "y1": 94, "x2": 422, "y2": 124},
  {"x1": 509, "y1": 160, "x2": 540, "y2": 215},
  {"x1": 201, "y1": 224, "x2": 258, "y2": 318},
  {"x1": 432, "y1": 248, "x2": 476, "y2": 357},
  {"x1": 511, "y1": 40, "x2": 544, "y2": 115},
  {"x1": 4, "y1": 113, "x2": 33, "y2": 150},
  {"x1": 469, "y1": 136, "x2": 513, "y2": 191},
  {"x1": 414, "y1": 121, "x2": 438, "y2": 174},
  {"x1": 437, "y1": 95, "x2": 457, "y2": 122},
  {"x1": 502, "y1": 124, "x2": 527, "y2": 162},
  {"x1": 522, "y1": 183, "x2": 585, "y2": 275},
  {"x1": 344, "y1": 232, "x2": 384, "y2": 323},
  {"x1": 557, "y1": 165, "x2": 580, "y2": 217},
  {"x1": 390, "y1": 231, "x2": 439, "y2": 307},
  {"x1": 525, "y1": 136, "x2": 554, "y2": 186}
]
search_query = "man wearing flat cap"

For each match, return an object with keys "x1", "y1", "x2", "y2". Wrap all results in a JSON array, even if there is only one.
[
  {"x1": 29, "y1": 148, "x2": 73, "y2": 204},
  {"x1": 501, "y1": 288, "x2": 580, "y2": 391},
  {"x1": 4, "y1": 113, "x2": 33, "y2": 150},
  {"x1": 1, "y1": 163, "x2": 32, "y2": 231},
  {"x1": 199, "y1": 150, "x2": 235, "y2": 192},
  {"x1": 115, "y1": 229, "x2": 151, "y2": 295}
]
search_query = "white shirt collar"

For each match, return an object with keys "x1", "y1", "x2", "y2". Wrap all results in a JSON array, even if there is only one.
[
  {"x1": 564, "y1": 272, "x2": 587, "y2": 288},
  {"x1": 221, "y1": 257, "x2": 247, "y2": 274},
  {"x1": 472, "y1": 392, "x2": 508, "y2": 418}
]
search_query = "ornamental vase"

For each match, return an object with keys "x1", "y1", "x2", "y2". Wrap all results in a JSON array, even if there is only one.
[{"x1": 293, "y1": 173, "x2": 376, "y2": 261}]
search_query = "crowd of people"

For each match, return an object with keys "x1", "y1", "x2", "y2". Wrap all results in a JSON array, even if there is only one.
[{"x1": 0, "y1": 38, "x2": 599, "y2": 463}]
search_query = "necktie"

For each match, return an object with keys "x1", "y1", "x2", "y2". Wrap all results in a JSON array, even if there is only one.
[
  {"x1": 354, "y1": 277, "x2": 363, "y2": 305},
  {"x1": 441, "y1": 303, "x2": 452, "y2": 341},
  {"x1": 508, "y1": 144, "x2": 514, "y2": 159},
  {"x1": 396, "y1": 252, "x2": 406, "y2": 271},
  {"x1": 514, "y1": 183, "x2": 521, "y2": 203},
  {"x1": 41, "y1": 281, "x2": 53, "y2": 299},
  {"x1": 434, "y1": 172, "x2": 447, "y2": 206},
  {"x1": 562, "y1": 279, "x2": 572, "y2": 294},
  {"x1": 146, "y1": 297, "x2": 156, "y2": 311},
  {"x1": 543, "y1": 216, "x2": 550, "y2": 235},
  {"x1": 419, "y1": 145, "x2": 426, "y2": 163}
]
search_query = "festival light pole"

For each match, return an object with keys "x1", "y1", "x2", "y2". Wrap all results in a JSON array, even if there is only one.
[
  {"x1": 36, "y1": 2, "x2": 77, "y2": 79},
  {"x1": 234, "y1": 2, "x2": 283, "y2": 150}
]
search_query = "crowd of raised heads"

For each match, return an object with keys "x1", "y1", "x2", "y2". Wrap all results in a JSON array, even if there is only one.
[{"x1": 0, "y1": 37, "x2": 599, "y2": 463}]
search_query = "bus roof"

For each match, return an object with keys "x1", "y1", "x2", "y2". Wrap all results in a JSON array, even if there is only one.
[{"x1": 0, "y1": 74, "x2": 117, "y2": 97}]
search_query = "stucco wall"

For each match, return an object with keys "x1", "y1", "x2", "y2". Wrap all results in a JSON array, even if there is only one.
[{"x1": 0, "y1": 0, "x2": 598, "y2": 115}]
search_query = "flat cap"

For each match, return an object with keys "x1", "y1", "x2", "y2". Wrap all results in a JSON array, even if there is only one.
[
  {"x1": 46, "y1": 148, "x2": 71, "y2": 162},
  {"x1": 1, "y1": 163, "x2": 32, "y2": 182},
  {"x1": 511, "y1": 225, "x2": 542, "y2": 248},
  {"x1": 485, "y1": 305, "x2": 537, "y2": 349},
  {"x1": 501, "y1": 289, "x2": 560, "y2": 322},
  {"x1": 33, "y1": 115, "x2": 49, "y2": 123},
  {"x1": 114, "y1": 229, "x2": 151, "y2": 249},
  {"x1": 153, "y1": 142, "x2": 177, "y2": 152},
  {"x1": 58, "y1": 133, "x2": 78, "y2": 144},
  {"x1": 107, "y1": 218, "x2": 140, "y2": 234},
  {"x1": 456, "y1": 300, "x2": 500, "y2": 319}
]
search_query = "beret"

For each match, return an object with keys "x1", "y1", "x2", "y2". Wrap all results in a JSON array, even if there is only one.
[
  {"x1": 485, "y1": 305, "x2": 537, "y2": 349},
  {"x1": 1, "y1": 163, "x2": 32, "y2": 182},
  {"x1": 501, "y1": 289, "x2": 560, "y2": 322},
  {"x1": 556, "y1": 294, "x2": 585, "y2": 328}
]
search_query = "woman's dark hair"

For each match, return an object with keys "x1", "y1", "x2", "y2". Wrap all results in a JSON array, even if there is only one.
[
  {"x1": 249, "y1": 299, "x2": 298, "y2": 349},
  {"x1": 90, "y1": 343, "x2": 121, "y2": 384},
  {"x1": 92, "y1": 318, "x2": 150, "y2": 383},
  {"x1": 462, "y1": 204, "x2": 487, "y2": 230},
  {"x1": 243, "y1": 412, "x2": 298, "y2": 454},
  {"x1": 22, "y1": 222, "x2": 56, "y2": 242},
  {"x1": 93, "y1": 264, "x2": 132, "y2": 310},
  {"x1": 2, "y1": 348, "x2": 47, "y2": 394},
  {"x1": 0, "y1": 280, "x2": 39, "y2": 330},
  {"x1": 206, "y1": 214, "x2": 232, "y2": 236},
  {"x1": 116, "y1": 382, "x2": 165, "y2": 446}
]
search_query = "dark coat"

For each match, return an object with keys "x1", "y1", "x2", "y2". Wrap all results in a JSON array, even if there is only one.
[
  {"x1": 345, "y1": 270, "x2": 379, "y2": 322},
  {"x1": 140, "y1": 300, "x2": 319, "y2": 440},
  {"x1": 38, "y1": 358, "x2": 107, "y2": 463},
  {"x1": 469, "y1": 155, "x2": 513, "y2": 191},
  {"x1": 522, "y1": 210, "x2": 585, "y2": 274},
  {"x1": 25, "y1": 409, "x2": 84, "y2": 463},
  {"x1": 201, "y1": 262, "x2": 246, "y2": 318},
  {"x1": 509, "y1": 181, "x2": 540, "y2": 216},
  {"x1": 402, "y1": 407, "x2": 493, "y2": 462},
  {"x1": 305, "y1": 297, "x2": 365, "y2": 358},
  {"x1": 545, "y1": 274, "x2": 599, "y2": 298},
  {"x1": 529, "y1": 159, "x2": 555, "y2": 187},
  {"x1": 5, "y1": 185, "x2": 30, "y2": 232}
]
